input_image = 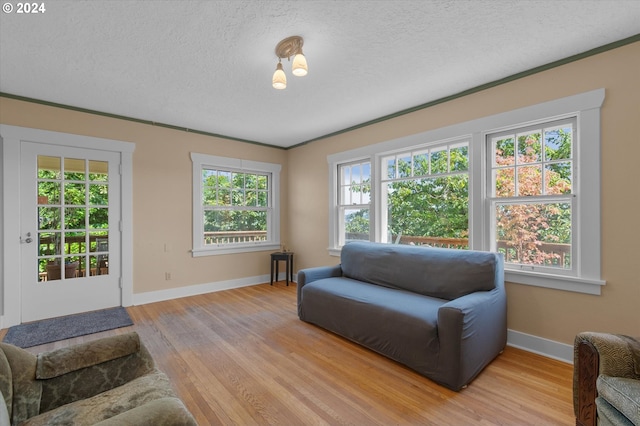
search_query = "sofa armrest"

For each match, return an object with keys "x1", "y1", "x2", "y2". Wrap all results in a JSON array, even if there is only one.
[
  {"x1": 297, "y1": 265, "x2": 343, "y2": 287},
  {"x1": 38, "y1": 332, "x2": 156, "y2": 413},
  {"x1": 437, "y1": 288, "x2": 507, "y2": 390},
  {"x1": 573, "y1": 332, "x2": 640, "y2": 426},
  {"x1": 297, "y1": 265, "x2": 343, "y2": 309}
]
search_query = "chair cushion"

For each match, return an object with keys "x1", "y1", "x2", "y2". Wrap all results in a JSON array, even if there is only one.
[{"x1": 597, "y1": 375, "x2": 640, "y2": 425}]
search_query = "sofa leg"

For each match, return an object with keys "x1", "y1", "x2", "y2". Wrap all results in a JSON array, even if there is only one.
[{"x1": 576, "y1": 340, "x2": 598, "y2": 426}]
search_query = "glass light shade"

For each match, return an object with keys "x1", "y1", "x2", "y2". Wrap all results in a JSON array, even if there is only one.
[
  {"x1": 292, "y1": 53, "x2": 308, "y2": 77},
  {"x1": 272, "y1": 62, "x2": 286, "y2": 89}
]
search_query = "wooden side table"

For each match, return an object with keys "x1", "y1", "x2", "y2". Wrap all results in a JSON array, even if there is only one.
[{"x1": 270, "y1": 251, "x2": 294, "y2": 286}]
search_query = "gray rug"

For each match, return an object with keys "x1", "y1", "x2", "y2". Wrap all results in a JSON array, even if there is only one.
[{"x1": 2, "y1": 307, "x2": 133, "y2": 348}]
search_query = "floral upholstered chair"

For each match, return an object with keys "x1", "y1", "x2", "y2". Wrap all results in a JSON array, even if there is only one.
[
  {"x1": 574, "y1": 332, "x2": 640, "y2": 426},
  {"x1": 0, "y1": 332, "x2": 197, "y2": 425}
]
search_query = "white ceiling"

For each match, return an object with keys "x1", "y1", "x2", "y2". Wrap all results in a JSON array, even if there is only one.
[{"x1": 1, "y1": 1, "x2": 639, "y2": 148}]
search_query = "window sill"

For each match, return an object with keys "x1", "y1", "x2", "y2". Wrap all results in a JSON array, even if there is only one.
[
  {"x1": 505, "y1": 269, "x2": 605, "y2": 295},
  {"x1": 193, "y1": 243, "x2": 281, "y2": 257}
]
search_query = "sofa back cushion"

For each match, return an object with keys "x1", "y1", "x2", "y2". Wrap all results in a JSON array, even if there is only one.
[{"x1": 341, "y1": 242, "x2": 499, "y2": 300}]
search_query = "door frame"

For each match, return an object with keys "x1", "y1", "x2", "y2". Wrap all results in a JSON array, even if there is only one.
[{"x1": 1, "y1": 125, "x2": 135, "y2": 328}]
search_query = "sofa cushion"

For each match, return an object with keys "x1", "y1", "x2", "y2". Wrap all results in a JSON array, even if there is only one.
[
  {"x1": 21, "y1": 370, "x2": 177, "y2": 425},
  {"x1": 301, "y1": 277, "x2": 444, "y2": 371},
  {"x1": 341, "y1": 242, "x2": 497, "y2": 300},
  {"x1": 596, "y1": 375, "x2": 640, "y2": 425}
]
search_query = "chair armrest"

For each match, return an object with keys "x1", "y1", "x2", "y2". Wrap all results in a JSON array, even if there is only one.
[
  {"x1": 437, "y1": 288, "x2": 507, "y2": 390},
  {"x1": 573, "y1": 332, "x2": 640, "y2": 426},
  {"x1": 94, "y1": 397, "x2": 197, "y2": 426},
  {"x1": 38, "y1": 332, "x2": 156, "y2": 413},
  {"x1": 36, "y1": 332, "x2": 142, "y2": 379}
]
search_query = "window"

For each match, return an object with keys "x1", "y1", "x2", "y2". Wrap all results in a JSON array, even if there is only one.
[
  {"x1": 191, "y1": 153, "x2": 281, "y2": 256},
  {"x1": 488, "y1": 119, "x2": 575, "y2": 274},
  {"x1": 328, "y1": 89, "x2": 605, "y2": 294}
]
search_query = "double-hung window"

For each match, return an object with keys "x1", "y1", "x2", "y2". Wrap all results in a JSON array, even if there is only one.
[
  {"x1": 488, "y1": 119, "x2": 575, "y2": 274},
  {"x1": 328, "y1": 89, "x2": 605, "y2": 294},
  {"x1": 191, "y1": 153, "x2": 281, "y2": 256}
]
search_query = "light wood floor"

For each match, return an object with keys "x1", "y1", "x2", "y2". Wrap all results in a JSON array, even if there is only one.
[{"x1": 2, "y1": 283, "x2": 575, "y2": 425}]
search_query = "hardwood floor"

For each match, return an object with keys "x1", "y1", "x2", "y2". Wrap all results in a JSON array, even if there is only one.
[{"x1": 2, "y1": 283, "x2": 575, "y2": 425}]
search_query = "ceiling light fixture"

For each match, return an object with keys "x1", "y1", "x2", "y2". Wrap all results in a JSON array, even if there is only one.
[{"x1": 272, "y1": 35, "x2": 308, "y2": 90}]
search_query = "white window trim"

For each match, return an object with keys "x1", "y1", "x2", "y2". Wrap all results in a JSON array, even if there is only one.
[
  {"x1": 191, "y1": 153, "x2": 281, "y2": 256},
  {"x1": 327, "y1": 88, "x2": 606, "y2": 295}
]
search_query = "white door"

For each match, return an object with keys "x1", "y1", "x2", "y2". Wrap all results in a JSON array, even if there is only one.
[{"x1": 20, "y1": 141, "x2": 122, "y2": 322}]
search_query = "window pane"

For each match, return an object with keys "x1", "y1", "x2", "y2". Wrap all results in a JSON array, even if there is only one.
[
  {"x1": 493, "y1": 168, "x2": 515, "y2": 197},
  {"x1": 495, "y1": 202, "x2": 571, "y2": 269},
  {"x1": 517, "y1": 132, "x2": 542, "y2": 163},
  {"x1": 343, "y1": 208, "x2": 369, "y2": 243},
  {"x1": 257, "y1": 175, "x2": 267, "y2": 190},
  {"x1": 517, "y1": 165, "x2": 542, "y2": 196},
  {"x1": 385, "y1": 157, "x2": 396, "y2": 179},
  {"x1": 544, "y1": 126, "x2": 572, "y2": 161},
  {"x1": 545, "y1": 163, "x2": 572, "y2": 194},
  {"x1": 494, "y1": 137, "x2": 515, "y2": 166},
  {"x1": 203, "y1": 210, "x2": 267, "y2": 245},
  {"x1": 450, "y1": 144, "x2": 469, "y2": 172},
  {"x1": 398, "y1": 155, "x2": 411, "y2": 178},
  {"x1": 430, "y1": 148, "x2": 448, "y2": 174},
  {"x1": 413, "y1": 152, "x2": 429, "y2": 176},
  {"x1": 386, "y1": 175, "x2": 468, "y2": 247}
]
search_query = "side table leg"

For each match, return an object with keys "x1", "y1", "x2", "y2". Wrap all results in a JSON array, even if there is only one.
[{"x1": 270, "y1": 257, "x2": 274, "y2": 285}]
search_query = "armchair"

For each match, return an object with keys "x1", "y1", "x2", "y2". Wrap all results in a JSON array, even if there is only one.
[
  {"x1": 574, "y1": 332, "x2": 640, "y2": 426},
  {"x1": 0, "y1": 331, "x2": 196, "y2": 425}
]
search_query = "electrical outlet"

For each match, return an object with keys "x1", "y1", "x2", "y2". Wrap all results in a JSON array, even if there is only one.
[{"x1": 165, "y1": 272, "x2": 171, "y2": 280}]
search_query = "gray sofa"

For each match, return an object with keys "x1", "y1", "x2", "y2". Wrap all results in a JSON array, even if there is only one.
[{"x1": 297, "y1": 241, "x2": 506, "y2": 391}]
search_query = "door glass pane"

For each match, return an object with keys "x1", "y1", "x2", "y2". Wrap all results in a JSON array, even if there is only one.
[
  {"x1": 89, "y1": 208, "x2": 108, "y2": 228},
  {"x1": 89, "y1": 160, "x2": 108, "y2": 181},
  {"x1": 64, "y1": 158, "x2": 85, "y2": 180},
  {"x1": 38, "y1": 156, "x2": 61, "y2": 179},
  {"x1": 89, "y1": 184, "x2": 108, "y2": 205},
  {"x1": 64, "y1": 207, "x2": 85, "y2": 229},
  {"x1": 64, "y1": 183, "x2": 86, "y2": 205},
  {"x1": 38, "y1": 181, "x2": 60, "y2": 204}
]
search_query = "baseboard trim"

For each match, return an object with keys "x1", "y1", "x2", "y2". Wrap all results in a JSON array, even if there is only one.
[
  {"x1": 133, "y1": 274, "x2": 271, "y2": 306},
  {"x1": 507, "y1": 329, "x2": 573, "y2": 364}
]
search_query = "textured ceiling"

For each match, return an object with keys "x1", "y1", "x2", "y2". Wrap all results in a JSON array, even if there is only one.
[{"x1": 1, "y1": 1, "x2": 639, "y2": 148}]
